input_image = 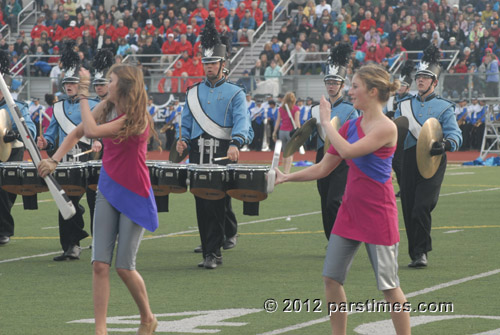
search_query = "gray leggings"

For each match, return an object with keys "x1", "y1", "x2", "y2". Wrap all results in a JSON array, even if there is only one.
[{"x1": 91, "y1": 191, "x2": 145, "y2": 270}]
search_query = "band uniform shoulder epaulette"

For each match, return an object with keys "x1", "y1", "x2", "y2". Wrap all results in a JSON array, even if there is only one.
[
  {"x1": 14, "y1": 99, "x2": 28, "y2": 109},
  {"x1": 186, "y1": 81, "x2": 202, "y2": 93}
]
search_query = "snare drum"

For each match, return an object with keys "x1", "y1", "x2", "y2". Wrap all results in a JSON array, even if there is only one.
[
  {"x1": 53, "y1": 162, "x2": 87, "y2": 196},
  {"x1": 86, "y1": 160, "x2": 102, "y2": 191},
  {"x1": 146, "y1": 160, "x2": 165, "y2": 196},
  {"x1": 188, "y1": 164, "x2": 227, "y2": 200},
  {"x1": 227, "y1": 164, "x2": 270, "y2": 202},
  {"x1": 156, "y1": 162, "x2": 188, "y2": 194},
  {"x1": 19, "y1": 163, "x2": 47, "y2": 195},
  {"x1": 0, "y1": 162, "x2": 46, "y2": 195}
]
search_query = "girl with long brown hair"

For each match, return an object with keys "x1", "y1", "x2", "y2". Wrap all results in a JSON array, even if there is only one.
[{"x1": 38, "y1": 64, "x2": 159, "y2": 335}]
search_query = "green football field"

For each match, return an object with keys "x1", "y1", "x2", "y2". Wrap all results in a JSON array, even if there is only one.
[{"x1": 1, "y1": 164, "x2": 499, "y2": 334}]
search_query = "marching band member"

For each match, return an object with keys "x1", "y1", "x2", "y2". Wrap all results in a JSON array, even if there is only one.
[
  {"x1": 176, "y1": 17, "x2": 253, "y2": 269},
  {"x1": 38, "y1": 64, "x2": 159, "y2": 335},
  {"x1": 384, "y1": 60, "x2": 414, "y2": 119},
  {"x1": 275, "y1": 64, "x2": 410, "y2": 335},
  {"x1": 394, "y1": 45, "x2": 462, "y2": 268},
  {"x1": 0, "y1": 50, "x2": 36, "y2": 245},
  {"x1": 37, "y1": 42, "x2": 101, "y2": 261},
  {"x1": 311, "y1": 43, "x2": 359, "y2": 240},
  {"x1": 249, "y1": 97, "x2": 266, "y2": 151},
  {"x1": 384, "y1": 60, "x2": 414, "y2": 197}
]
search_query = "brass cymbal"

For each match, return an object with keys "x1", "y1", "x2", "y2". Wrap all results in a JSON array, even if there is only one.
[
  {"x1": 169, "y1": 140, "x2": 188, "y2": 163},
  {"x1": 417, "y1": 117, "x2": 443, "y2": 179},
  {"x1": 393, "y1": 116, "x2": 409, "y2": 151},
  {"x1": 324, "y1": 116, "x2": 341, "y2": 154},
  {"x1": 0, "y1": 109, "x2": 13, "y2": 162},
  {"x1": 283, "y1": 118, "x2": 317, "y2": 158}
]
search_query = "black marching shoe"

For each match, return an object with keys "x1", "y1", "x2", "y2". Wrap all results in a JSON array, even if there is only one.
[
  {"x1": 53, "y1": 245, "x2": 81, "y2": 261},
  {"x1": 194, "y1": 245, "x2": 202, "y2": 253},
  {"x1": 0, "y1": 235, "x2": 10, "y2": 245},
  {"x1": 408, "y1": 254, "x2": 428, "y2": 268},
  {"x1": 223, "y1": 235, "x2": 237, "y2": 250},
  {"x1": 204, "y1": 254, "x2": 223, "y2": 269}
]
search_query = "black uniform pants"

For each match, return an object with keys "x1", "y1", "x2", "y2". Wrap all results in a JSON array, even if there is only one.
[
  {"x1": 0, "y1": 148, "x2": 25, "y2": 237},
  {"x1": 315, "y1": 149, "x2": 349, "y2": 240},
  {"x1": 58, "y1": 194, "x2": 89, "y2": 252},
  {"x1": 190, "y1": 149, "x2": 237, "y2": 257},
  {"x1": 401, "y1": 146, "x2": 446, "y2": 261}
]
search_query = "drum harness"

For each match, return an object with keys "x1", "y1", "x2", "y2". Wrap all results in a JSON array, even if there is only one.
[{"x1": 187, "y1": 85, "x2": 231, "y2": 165}]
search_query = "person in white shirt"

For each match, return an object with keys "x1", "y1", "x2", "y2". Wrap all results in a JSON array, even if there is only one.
[{"x1": 315, "y1": 0, "x2": 332, "y2": 17}]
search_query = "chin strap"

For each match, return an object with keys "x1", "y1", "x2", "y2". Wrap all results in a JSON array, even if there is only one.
[{"x1": 419, "y1": 78, "x2": 435, "y2": 99}]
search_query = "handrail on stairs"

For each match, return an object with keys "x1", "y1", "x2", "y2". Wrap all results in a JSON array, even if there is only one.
[{"x1": 17, "y1": 1, "x2": 37, "y2": 33}]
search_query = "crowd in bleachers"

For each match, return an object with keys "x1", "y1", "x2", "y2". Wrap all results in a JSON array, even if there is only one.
[
  {"x1": 250, "y1": 0, "x2": 500, "y2": 99},
  {"x1": 2, "y1": 0, "x2": 500, "y2": 99},
  {"x1": 0, "y1": 0, "x2": 276, "y2": 82}
]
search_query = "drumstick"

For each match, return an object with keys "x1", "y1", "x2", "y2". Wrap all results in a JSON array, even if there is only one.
[
  {"x1": 213, "y1": 156, "x2": 229, "y2": 162},
  {"x1": 39, "y1": 110, "x2": 43, "y2": 136},
  {"x1": 73, "y1": 149, "x2": 93, "y2": 158}
]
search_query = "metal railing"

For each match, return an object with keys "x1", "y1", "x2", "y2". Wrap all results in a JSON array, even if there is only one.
[
  {"x1": 0, "y1": 25, "x2": 11, "y2": 42},
  {"x1": 272, "y1": 0, "x2": 290, "y2": 31},
  {"x1": 17, "y1": 0, "x2": 37, "y2": 33},
  {"x1": 389, "y1": 50, "x2": 461, "y2": 74},
  {"x1": 122, "y1": 53, "x2": 181, "y2": 73}
]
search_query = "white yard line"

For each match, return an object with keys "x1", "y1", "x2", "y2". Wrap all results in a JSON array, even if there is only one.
[{"x1": 258, "y1": 269, "x2": 500, "y2": 335}]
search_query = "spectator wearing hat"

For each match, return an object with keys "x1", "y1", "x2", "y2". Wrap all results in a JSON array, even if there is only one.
[
  {"x1": 64, "y1": 21, "x2": 82, "y2": 40},
  {"x1": 161, "y1": 33, "x2": 179, "y2": 62},
  {"x1": 214, "y1": 1, "x2": 229, "y2": 20},
  {"x1": 143, "y1": 19, "x2": 156, "y2": 36},
  {"x1": 316, "y1": 14, "x2": 334, "y2": 36},
  {"x1": 173, "y1": 16, "x2": 188, "y2": 34}
]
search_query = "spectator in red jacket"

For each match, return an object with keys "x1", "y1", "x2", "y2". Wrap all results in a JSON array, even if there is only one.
[
  {"x1": 64, "y1": 21, "x2": 81, "y2": 40},
  {"x1": 364, "y1": 44, "x2": 379, "y2": 63},
  {"x1": 375, "y1": 38, "x2": 391, "y2": 62},
  {"x1": 177, "y1": 34, "x2": 193, "y2": 56},
  {"x1": 190, "y1": 17, "x2": 202, "y2": 35},
  {"x1": 187, "y1": 56, "x2": 204, "y2": 77},
  {"x1": 113, "y1": 19, "x2": 129, "y2": 41},
  {"x1": 81, "y1": 18, "x2": 97, "y2": 39},
  {"x1": 208, "y1": 0, "x2": 218, "y2": 11},
  {"x1": 98, "y1": 19, "x2": 116, "y2": 39},
  {"x1": 143, "y1": 19, "x2": 157, "y2": 36},
  {"x1": 215, "y1": 1, "x2": 229, "y2": 20},
  {"x1": 250, "y1": 1, "x2": 263, "y2": 26},
  {"x1": 417, "y1": 12, "x2": 435, "y2": 33},
  {"x1": 49, "y1": 22, "x2": 64, "y2": 42},
  {"x1": 235, "y1": 2, "x2": 247, "y2": 20},
  {"x1": 31, "y1": 17, "x2": 49, "y2": 40},
  {"x1": 173, "y1": 17, "x2": 187, "y2": 34},
  {"x1": 0, "y1": 9, "x2": 5, "y2": 25},
  {"x1": 161, "y1": 33, "x2": 179, "y2": 62},
  {"x1": 48, "y1": 45, "x2": 60, "y2": 64},
  {"x1": 359, "y1": 11, "x2": 376, "y2": 34},
  {"x1": 189, "y1": 2, "x2": 209, "y2": 24}
]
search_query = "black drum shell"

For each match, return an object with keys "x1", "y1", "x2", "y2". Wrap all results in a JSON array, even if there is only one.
[
  {"x1": 188, "y1": 165, "x2": 227, "y2": 200},
  {"x1": 156, "y1": 163, "x2": 188, "y2": 194},
  {"x1": 227, "y1": 164, "x2": 269, "y2": 202},
  {"x1": 86, "y1": 160, "x2": 102, "y2": 191},
  {"x1": 52, "y1": 163, "x2": 87, "y2": 196}
]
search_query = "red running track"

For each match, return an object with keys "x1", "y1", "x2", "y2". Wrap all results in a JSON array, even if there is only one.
[{"x1": 27, "y1": 150, "x2": 490, "y2": 164}]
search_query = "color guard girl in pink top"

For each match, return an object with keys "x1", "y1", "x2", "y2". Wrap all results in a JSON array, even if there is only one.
[
  {"x1": 38, "y1": 64, "x2": 159, "y2": 335},
  {"x1": 275, "y1": 64, "x2": 410, "y2": 335}
]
